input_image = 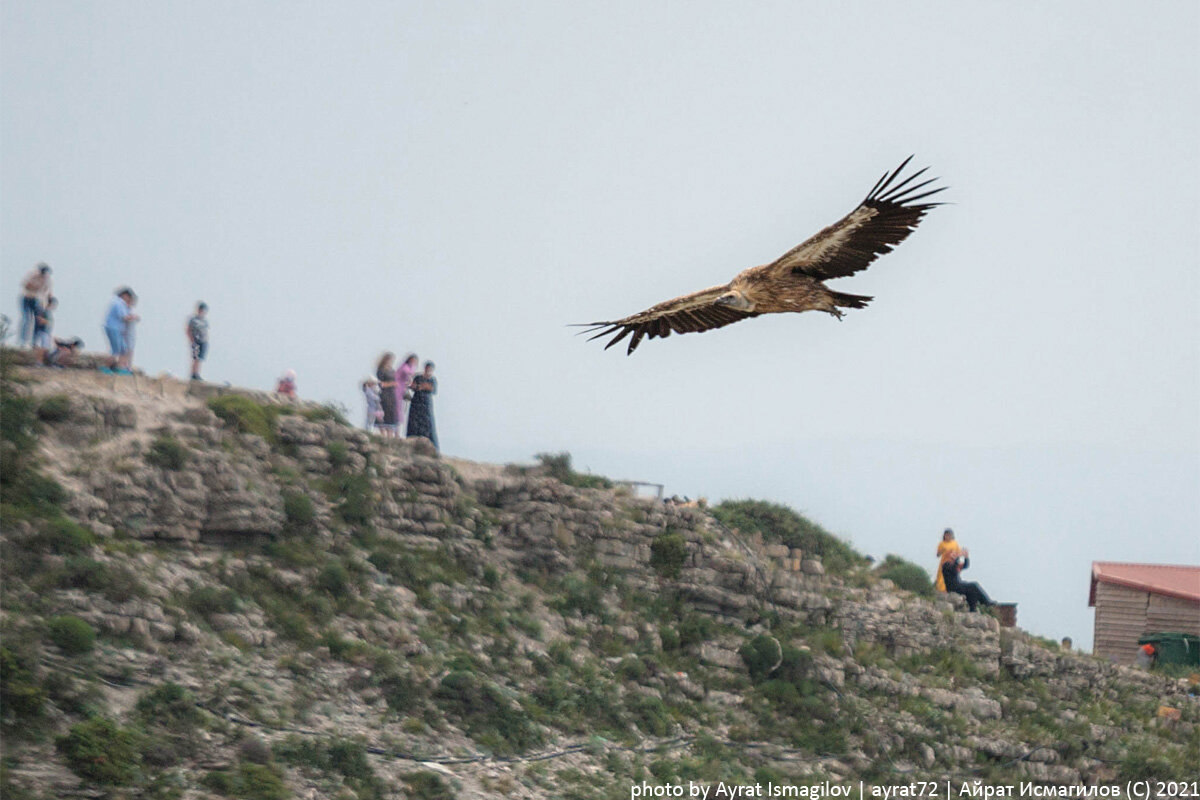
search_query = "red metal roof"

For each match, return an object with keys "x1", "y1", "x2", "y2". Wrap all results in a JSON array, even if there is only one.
[{"x1": 1089, "y1": 562, "x2": 1200, "y2": 606}]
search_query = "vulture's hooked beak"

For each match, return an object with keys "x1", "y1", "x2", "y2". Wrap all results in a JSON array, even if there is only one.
[{"x1": 716, "y1": 292, "x2": 753, "y2": 311}]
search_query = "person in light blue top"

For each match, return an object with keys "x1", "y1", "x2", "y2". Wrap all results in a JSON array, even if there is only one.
[{"x1": 101, "y1": 287, "x2": 138, "y2": 375}]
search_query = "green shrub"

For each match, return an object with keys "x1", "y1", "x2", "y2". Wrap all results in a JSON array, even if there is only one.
[
  {"x1": 135, "y1": 682, "x2": 203, "y2": 728},
  {"x1": 552, "y1": 573, "x2": 605, "y2": 618},
  {"x1": 325, "y1": 440, "x2": 350, "y2": 468},
  {"x1": 203, "y1": 762, "x2": 289, "y2": 800},
  {"x1": 0, "y1": 646, "x2": 46, "y2": 725},
  {"x1": 1, "y1": 383, "x2": 37, "y2": 456},
  {"x1": 325, "y1": 472, "x2": 374, "y2": 525},
  {"x1": 1118, "y1": 741, "x2": 1184, "y2": 781},
  {"x1": 207, "y1": 395, "x2": 280, "y2": 440},
  {"x1": 380, "y1": 673, "x2": 420, "y2": 713},
  {"x1": 899, "y1": 648, "x2": 981, "y2": 681},
  {"x1": 534, "y1": 452, "x2": 613, "y2": 489},
  {"x1": 315, "y1": 560, "x2": 351, "y2": 596},
  {"x1": 136, "y1": 683, "x2": 204, "y2": 766},
  {"x1": 56, "y1": 716, "x2": 141, "y2": 786},
  {"x1": 46, "y1": 616, "x2": 95, "y2": 655},
  {"x1": 146, "y1": 435, "x2": 188, "y2": 470},
  {"x1": 678, "y1": 614, "x2": 713, "y2": 649},
  {"x1": 34, "y1": 518, "x2": 95, "y2": 554},
  {"x1": 434, "y1": 671, "x2": 543, "y2": 754},
  {"x1": 875, "y1": 554, "x2": 934, "y2": 596},
  {"x1": 711, "y1": 499, "x2": 868, "y2": 575},
  {"x1": 0, "y1": 366, "x2": 67, "y2": 516},
  {"x1": 35, "y1": 394, "x2": 71, "y2": 422},
  {"x1": 282, "y1": 491, "x2": 315, "y2": 529},
  {"x1": 403, "y1": 771, "x2": 455, "y2": 800},
  {"x1": 185, "y1": 585, "x2": 240, "y2": 619},
  {"x1": 302, "y1": 403, "x2": 349, "y2": 426},
  {"x1": 741, "y1": 635, "x2": 784, "y2": 681},
  {"x1": 629, "y1": 695, "x2": 672, "y2": 736},
  {"x1": 650, "y1": 531, "x2": 688, "y2": 579},
  {"x1": 53, "y1": 558, "x2": 146, "y2": 603},
  {"x1": 276, "y1": 736, "x2": 381, "y2": 799}
]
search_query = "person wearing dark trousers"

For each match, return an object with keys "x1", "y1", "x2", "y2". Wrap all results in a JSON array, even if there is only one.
[
  {"x1": 940, "y1": 549, "x2": 994, "y2": 612},
  {"x1": 186, "y1": 302, "x2": 209, "y2": 380}
]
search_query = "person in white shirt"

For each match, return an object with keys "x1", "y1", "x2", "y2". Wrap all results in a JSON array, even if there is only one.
[{"x1": 17, "y1": 263, "x2": 52, "y2": 347}]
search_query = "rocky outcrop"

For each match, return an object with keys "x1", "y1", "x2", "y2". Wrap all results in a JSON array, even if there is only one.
[{"x1": 4, "y1": 365, "x2": 1195, "y2": 799}]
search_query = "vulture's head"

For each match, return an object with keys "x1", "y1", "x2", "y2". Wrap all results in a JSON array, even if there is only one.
[{"x1": 715, "y1": 291, "x2": 754, "y2": 312}]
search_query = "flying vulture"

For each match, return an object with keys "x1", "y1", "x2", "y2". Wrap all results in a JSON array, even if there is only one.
[{"x1": 580, "y1": 156, "x2": 945, "y2": 354}]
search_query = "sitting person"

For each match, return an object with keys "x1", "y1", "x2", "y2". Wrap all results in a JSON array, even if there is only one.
[
  {"x1": 45, "y1": 336, "x2": 84, "y2": 368},
  {"x1": 940, "y1": 547, "x2": 994, "y2": 612},
  {"x1": 275, "y1": 369, "x2": 298, "y2": 399},
  {"x1": 934, "y1": 527, "x2": 960, "y2": 592}
]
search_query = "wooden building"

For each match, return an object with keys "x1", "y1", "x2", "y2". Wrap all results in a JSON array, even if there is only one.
[{"x1": 1089, "y1": 562, "x2": 1200, "y2": 665}]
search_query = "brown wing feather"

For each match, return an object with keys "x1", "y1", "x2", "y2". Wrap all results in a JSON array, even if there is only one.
[
  {"x1": 578, "y1": 284, "x2": 758, "y2": 355},
  {"x1": 766, "y1": 156, "x2": 945, "y2": 281}
]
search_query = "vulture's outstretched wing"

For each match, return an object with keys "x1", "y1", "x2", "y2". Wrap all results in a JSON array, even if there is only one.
[
  {"x1": 766, "y1": 156, "x2": 945, "y2": 280},
  {"x1": 578, "y1": 284, "x2": 758, "y2": 355}
]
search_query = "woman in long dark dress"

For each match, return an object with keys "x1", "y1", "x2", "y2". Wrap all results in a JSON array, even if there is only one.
[
  {"x1": 375, "y1": 352, "x2": 398, "y2": 437},
  {"x1": 405, "y1": 361, "x2": 438, "y2": 450}
]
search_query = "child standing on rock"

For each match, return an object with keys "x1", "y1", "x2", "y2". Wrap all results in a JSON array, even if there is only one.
[{"x1": 186, "y1": 302, "x2": 209, "y2": 381}]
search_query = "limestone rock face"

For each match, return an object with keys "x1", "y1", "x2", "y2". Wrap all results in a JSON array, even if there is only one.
[{"x1": 6, "y1": 367, "x2": 1196, "y2": 799}]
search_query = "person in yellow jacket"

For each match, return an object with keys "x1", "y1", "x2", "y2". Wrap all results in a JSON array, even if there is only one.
[{"x1": 934, "y1": 528, "x2": 959, "y2": 592}]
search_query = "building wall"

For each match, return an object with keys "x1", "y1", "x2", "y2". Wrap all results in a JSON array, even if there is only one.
[
  {"x1": 1093, "y1": 582, "x2": 1148, "y2": 665},
  {"x1": 1093, "y1": 581, "x2": 1200, "y2": 664},
  {"x1": 1146, "y1": 592, "x2": 1200, "y2": 636}
]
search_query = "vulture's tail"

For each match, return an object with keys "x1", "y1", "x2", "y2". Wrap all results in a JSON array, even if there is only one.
[{"x1": 830, "y1": 291, "x2": 873, "y2": 310}]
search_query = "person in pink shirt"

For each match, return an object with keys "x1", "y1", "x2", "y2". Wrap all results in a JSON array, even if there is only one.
[{"x1": 395, "y1": 353, "x2": 418, "y2": 434}]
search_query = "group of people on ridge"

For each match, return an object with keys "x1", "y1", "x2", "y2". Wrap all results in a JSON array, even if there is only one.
[
  {"x1": 14, "y1": 264, "x2": 306, "y2": 399},
  {"x1": 364, "y1": 352, "x2": 438, "y2": 450},
  {"x1": 935, "y1": 528, "x2": 995, "y2": 612}
]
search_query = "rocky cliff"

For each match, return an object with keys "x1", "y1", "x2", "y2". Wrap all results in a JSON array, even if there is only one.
[{"x1": 1, "y1": 360, "x2": 1196, "y2": 799}]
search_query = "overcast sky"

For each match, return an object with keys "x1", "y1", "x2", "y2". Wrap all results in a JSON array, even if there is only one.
[{"x1": 3, "y1": 1, "x2": 1197, "y2": 652}]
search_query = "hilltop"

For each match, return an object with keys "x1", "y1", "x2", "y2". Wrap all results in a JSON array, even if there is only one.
[{"x1": 1, "y1": 354, "x2": 1196, "y2": 800}]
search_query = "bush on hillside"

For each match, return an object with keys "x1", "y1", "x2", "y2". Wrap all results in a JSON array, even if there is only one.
[
  {"x1": 145, "y1": 435, "x2": 188, "y2": 470},
  {"x1": 534, "y1": 452, "x2": 613, "y2": 489},
  {"x1": 434, "y1": 671, "x2": 543, "y2": 754},
  {"x1": 46, "y1": 616, "x2": 95, "y2": 655},
  {"x1": 711, "y1": 499, "x2": 868, "y2": 575},
  {"x1": 649, "y1": 531, "x2": 688, "y2": 579},
  {"x1": 35, "y1": 394, "x2": 72, "y2": 422},
  {"x1": 207, "y1": 395, "x2": 280, "y2": 440},
  {"x1": 404, "y1": 771, "x2": 455, "y2": 800},
  {"x1": 56, "y1": 716, "x2": 141, "y2": 786},
  {"x1": 0, "y1": 372, "x2": 68, "y2": 516},
  {"x1": 282, "y1": 491, "x2": 316, "y2": 530},
  {"x1": 202, "y1": 762, "x2": 289, "y2": 800},
  {"x1": 875, "y1": 554, "x2": 934, "y2": 596},
  {"x1": 32, "y1": 518, "x2": 95, "y2": 554},
  {"x1": 302, "y1": 402, "x2": 349, "y2": 426},
  {"x1": 0, "y1": 646, "x2": 46, "y2": 725}
]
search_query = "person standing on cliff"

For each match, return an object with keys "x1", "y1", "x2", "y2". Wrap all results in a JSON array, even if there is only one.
[
  {"x1": 395, "y1": 353, "x2": 418, "y2": 434},
  {"x1": 375, "y1": 353, "x2": 399, "y2": 437},
  {"x1": 32, "y1": 296, "x2": 57, "y2": 365},
  {"x1": 101, "y1": 287, "x2": 138, "y2": 375},
  {"x1": 186, "y1": 302, "x2": 209, "y2": 381},
  {"x1": 17, "y1": 263, "x2": 52, "y2": 347},
  {"x1": 405, "y1": 360, "x2": 438, "y2": 450}
]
